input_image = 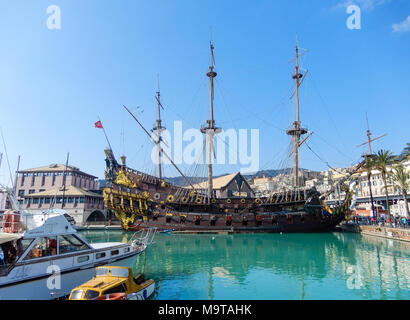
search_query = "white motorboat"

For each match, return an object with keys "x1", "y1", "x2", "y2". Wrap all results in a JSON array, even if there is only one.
[{"x1": 0, "y1": 204, "x2": 153, "y2": 300}]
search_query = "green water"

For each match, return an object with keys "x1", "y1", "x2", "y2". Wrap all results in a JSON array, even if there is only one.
[{"x1": 79, "y1": 230, "x2": 410, "y2": 300}]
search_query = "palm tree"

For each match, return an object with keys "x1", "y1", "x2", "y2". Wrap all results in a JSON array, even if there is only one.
[
  {"x1": 401, "y1": 143, "x2": 410, "y2": 162},
  {"x1": 373, "y1": 149, "x2": 396, "y2": 217},
  {"x1": 390, "y1": 165, "x2": 410, "y2": 219},
  {"x1": 362, "y1": 155, "x2": 377, "y2": 218}
]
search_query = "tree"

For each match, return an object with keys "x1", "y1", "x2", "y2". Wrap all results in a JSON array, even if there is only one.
[
  {"x1": 390, "y1": 165, "x2": 410, "y2": 219},
  {"x1": 373, "y1": 149, "x2": 396, "y2": 217},
  {"x1": 362, "y1": 155, "x2": 377, "y2": 218},
  {"x1": 400, "y1": 142, "x2": 410, "y2": 162}
]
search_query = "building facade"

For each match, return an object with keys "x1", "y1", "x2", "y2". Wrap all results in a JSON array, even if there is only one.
[{"x1": 15, "y1": 164, "x2": 106, "y2": 225}]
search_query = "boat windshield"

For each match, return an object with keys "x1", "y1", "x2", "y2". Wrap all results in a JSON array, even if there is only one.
[
  {"x1": 96, "y1": 267, "x2": 109, "y2": 276},
  {"x1": 110, "y1": 268, "x2": 129, "y2": 278},
  {"x1": 84, "y1": 289, "x2": 100, "y2": 300},
  {"x1": 70, "y1": 289, "x2": 84, "y2": 300}
]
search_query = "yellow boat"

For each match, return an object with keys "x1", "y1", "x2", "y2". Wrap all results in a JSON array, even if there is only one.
[{"x1": 68, "y1": 266, "x2": 155, "y2": 300}]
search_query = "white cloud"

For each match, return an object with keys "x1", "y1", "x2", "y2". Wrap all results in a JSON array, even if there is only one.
[
  {"x1": 335, "y1": 0, "x2": 391, "y2": 11},
  {"x1": 392, "y1": 16, "x2": 410, "y2": 32}
]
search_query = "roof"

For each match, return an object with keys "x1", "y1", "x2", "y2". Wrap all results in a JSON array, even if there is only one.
[
  {"x1": 189, "y1": 173, "x2": 251, "y2": 190},
  {"x1": 19, "y1": 164, "x2": 97, "y2": 178},
  {"x1": 25, "y1": 185, "x2": 102, "y2": 198},
  {"x1": 0, "y1": 232, "x2": 23, "y2": 245}
]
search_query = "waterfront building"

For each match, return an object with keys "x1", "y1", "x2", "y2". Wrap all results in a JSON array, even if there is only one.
[
  {"x1": 22, "y1": 185, "x2": 105, "y2": 225},
  {"x1": 15, "y1": 164, "x2": 107, "y2": 225},
  {"x1": 326, "y1": 160, "x2": 410, "y2": 217}
]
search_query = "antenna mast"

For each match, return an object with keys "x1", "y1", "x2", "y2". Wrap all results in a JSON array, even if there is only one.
[
  {"x1": 356, "y1": 114, "x2": 386, "y2": 157},
  {"x1": 286, "y1": 38, "x2": 307, "y2": 188},
  {"x1": 201, "y1": 41, "x2": 221, "y2": 202},
  {"x1": 153, "y1": 74, "x2": 165, "y2": 179}
]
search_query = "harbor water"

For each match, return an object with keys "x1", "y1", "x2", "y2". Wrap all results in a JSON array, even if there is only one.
[{"x1": 79, "y1": 230, "x2": 410, "y2": 300}]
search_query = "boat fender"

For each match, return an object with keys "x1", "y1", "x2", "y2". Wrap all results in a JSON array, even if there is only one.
[{"x1": 154, "y1": 193, "x2": 160, "y2": 200}]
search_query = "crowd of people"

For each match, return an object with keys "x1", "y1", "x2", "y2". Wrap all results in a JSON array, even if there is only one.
[{"x1": 351, "y1": 215, "x2": 408, "y2": 228}]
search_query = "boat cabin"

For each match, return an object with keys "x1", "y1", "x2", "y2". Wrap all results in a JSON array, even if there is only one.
[{"x1": 69, "y1": 266, "x2": 151, "y2": 300}]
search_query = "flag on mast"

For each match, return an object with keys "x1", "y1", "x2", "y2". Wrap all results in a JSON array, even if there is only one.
[{"x1": 95, "y1": 120, "x2": 103, "y2": 128}]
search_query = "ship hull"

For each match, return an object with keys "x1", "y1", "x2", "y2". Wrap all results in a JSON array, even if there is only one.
[{"x1": 123, "y1": 211, "x2": 345, "y2": 233}]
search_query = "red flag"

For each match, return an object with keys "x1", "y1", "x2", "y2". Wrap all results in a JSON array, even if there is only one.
[{"x1": 94, "y1": 120, "x2": 103, "y2": 129}]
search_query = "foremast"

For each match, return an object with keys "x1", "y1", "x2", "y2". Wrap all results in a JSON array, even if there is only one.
[
  {"x1": 286, "y1": 39, "x2": 307, "y2": 188},
  {"x1": 200, "y1": 42, "x2": 221, "y2": 202}
]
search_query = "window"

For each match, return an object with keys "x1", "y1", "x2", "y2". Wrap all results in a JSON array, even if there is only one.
[
  {"x1": 45, "y1": 198, "x2": 51, "y2": 204},
  {"x1": 33, "y1": 198, "x2": 39, "y2": 204},
  {"x1": 68, "y1": 197, "x2": 74, "y2": 203},
  {"x1": 96, "y1": 267, "x2": 109, "y2": 276},
  {"x1": 111, "y1": 249, "x2": 119, "y2": 256},
  {"x1": 16, "y1": 239, "x2": 34, "y2": 260},
  {"x1": 29, "y1": 190, "x2": 35, "y2": 194},
  {"x1": 70, "y1": 290, "x2": 84, "y2": 300},
  {"x1": 18, "y1": 190, "x2": 24, "y2": 197},
  {"x1": 77, "y1": 255, "x2": 90, "y2": 263},
  {"x1": 57, "y1": 197, "x2": 62, "y2": 203},
  {"x1": 79, "y1": 197, "x2": 85, "y2": 203},
  {"x1": 23, "y1": 237, "x2": 57, "y2": 260},
  {"x1": 58, "y1": 234, "x2": 89, "y2": 254},
  {"x1": 110, "y1": 268, "x2": 129, "y2": 277},
  {"x1": 102, "y1": 283, "x2": 127, "y2": 295},
  {"x1": 96, "y1": 252, "x2": 106, "y2": 259},
  {"x1": 84, "y1": 290, "x2": 100, "y2": 300}
]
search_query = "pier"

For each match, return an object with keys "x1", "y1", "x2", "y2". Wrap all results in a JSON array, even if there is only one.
[{"x1": 341, "y1": 223, "x2": 410, "y2": 243}]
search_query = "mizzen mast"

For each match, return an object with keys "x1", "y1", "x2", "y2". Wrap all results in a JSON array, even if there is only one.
[
  {"x1": 201, "y1": 41, "x2": 221, "y2": 202},
  {"x1": 153, "y1": 74, "x2": 166, "y2": 179},
  {"x1": 286, "y1": 39, "x2": 308, "y2": 188}
]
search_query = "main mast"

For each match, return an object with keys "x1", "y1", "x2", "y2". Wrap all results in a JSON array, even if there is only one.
[
  {"x1": 153, "y1": 75, "x2": 165, "y2": 179},
  {"x1": 201, "y1": 42, "x2": 221, "y2": 201},
  {"x1": 286, "y1": 40, "x2": 307, "y2": 188}
]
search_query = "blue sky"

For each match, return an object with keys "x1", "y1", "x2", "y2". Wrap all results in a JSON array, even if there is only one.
[{"x1": 0, "y1": 0, "x2": 409, "y2": 184}]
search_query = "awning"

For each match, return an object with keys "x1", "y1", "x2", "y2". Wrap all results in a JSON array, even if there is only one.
[{"x1": 0, "y1": 233, "x2": 23, "y2": 245}]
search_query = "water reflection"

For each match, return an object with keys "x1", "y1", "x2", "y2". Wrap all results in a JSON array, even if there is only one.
[{"x1": 80, "y1": 231, "x2": 409, "y2": 300}]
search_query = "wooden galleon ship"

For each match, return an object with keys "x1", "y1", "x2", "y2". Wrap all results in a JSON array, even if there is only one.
[{"x1": 102, "y1": 41, "x2": 362, "y2": 233}]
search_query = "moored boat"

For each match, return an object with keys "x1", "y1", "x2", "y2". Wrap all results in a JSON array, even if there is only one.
[
  {"x1": 0, "y1": 188, "x2": 149, "y2": 300},
  {"x1": 69, "y1": 265, "x2": 155, "y2": 300}
]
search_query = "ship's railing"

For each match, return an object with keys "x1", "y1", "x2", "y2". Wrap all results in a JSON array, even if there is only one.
[{"x1": 129, "y1": 227, "x2": 158, "y2": 248}]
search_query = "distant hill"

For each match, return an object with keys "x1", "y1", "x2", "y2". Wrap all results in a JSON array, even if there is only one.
[{"x1": 164, "y1": 168, "x2": 315, "y2": 187}]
